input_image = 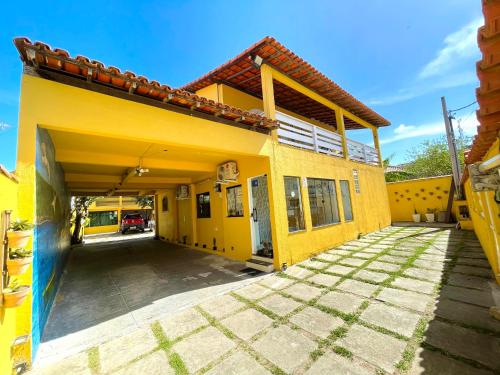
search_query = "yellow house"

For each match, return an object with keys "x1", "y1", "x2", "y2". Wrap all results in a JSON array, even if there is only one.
[
  {"x1": 85, "y1": 196, "x2": 153, "y2": 235},
  {"x1": 7, "y1": 36, "x2": 391, "y2": 368}
]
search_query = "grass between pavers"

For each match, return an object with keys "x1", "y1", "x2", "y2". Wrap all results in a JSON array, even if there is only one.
[
  {"x1": 87, "y1": 346, "x2": 100, "y2": 374},
  {"x1": 151, "y1": 321, "x2": 189, "y2": 375}
]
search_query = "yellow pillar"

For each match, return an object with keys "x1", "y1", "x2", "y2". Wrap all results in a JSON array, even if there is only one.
[
  {"x1": 190, "y1": 184, "x2": 197, "y2": 245},
  {"x1": 372, "y1": 127, "x2": 383, "y2": 167},
  {"x1": 154, "y1": 193, "x2": 160, "y2": 239},
  {"x1": 260, "y1": 64, "x2": 277, "y2": 121},
  {"x1": 335, "y1": 109, "x2": 348, "y2": 159}
]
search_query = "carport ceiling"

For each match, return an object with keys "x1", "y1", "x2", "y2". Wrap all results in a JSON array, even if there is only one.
[{"x1": 47, "y1": 129, "x2": 233, "y2": 195}]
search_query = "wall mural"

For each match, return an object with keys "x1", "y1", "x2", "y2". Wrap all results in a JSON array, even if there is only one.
[{"x1": 32, "y1": 128, "x2": 70, "y2": 358}]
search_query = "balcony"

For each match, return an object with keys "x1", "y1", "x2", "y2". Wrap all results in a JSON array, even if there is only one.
[{"x1": 276, "y1": 112, "x2": 380, "y2": 166}]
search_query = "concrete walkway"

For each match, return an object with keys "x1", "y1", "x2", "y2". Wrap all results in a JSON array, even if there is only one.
[
  {"x1": 32, "y1": 226, "x2": 500, "y2": 374},
  {"x1": 36, "y1": 237, "x2": 267, "y2": 366}
]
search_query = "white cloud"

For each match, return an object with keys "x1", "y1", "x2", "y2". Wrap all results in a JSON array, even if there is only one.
[
  {"x1": 419, "y1": 18, "x2": 482, "y2": 79},
  {"x1": 0, "y1": 121, "x2": 11, "y2": 131},
  {"x1": 380, "y1": 114, "x2": 478, "y2": 145},
  {"x1": 368, "y1": 18, "x2": 481, "y2": 106}
]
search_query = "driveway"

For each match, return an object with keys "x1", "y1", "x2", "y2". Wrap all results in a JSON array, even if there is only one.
[
  {"x1": 33, "y1": 226, "x2": 500, "y2": 374},
  {"x1": 36, "y1": 236, "x2": 266, "y2": 366}
]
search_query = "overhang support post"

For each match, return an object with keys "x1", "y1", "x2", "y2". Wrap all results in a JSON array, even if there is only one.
[
  {"x1": 371, "y1": 127, "x2": 383, "y2": 167},
  {"x1": 335, "y1": 109, "x2": 348, "y2": 160},
  {"x1": 260, "y1": 64, "x2": 277, "y2": 140}
]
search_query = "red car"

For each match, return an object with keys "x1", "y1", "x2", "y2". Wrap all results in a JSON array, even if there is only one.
[{"x1": 121, "y1": 214, "x2": 145, "y2": 234}]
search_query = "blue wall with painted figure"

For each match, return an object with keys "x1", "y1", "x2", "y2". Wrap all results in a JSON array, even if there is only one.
[{"x1": 32, "y1": 128, "x2": 71, "y2": 358}]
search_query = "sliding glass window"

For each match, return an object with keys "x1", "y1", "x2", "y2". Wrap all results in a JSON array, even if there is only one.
[
  {"x1": 340, "y1": 180, "x2": 353, "y2": 221},
  {"x1": 307, "y1": 178, "x2": 340, "y2": 227},
  {"x1": 284, "y1": 176, "x2": 305, "y2": 232}
]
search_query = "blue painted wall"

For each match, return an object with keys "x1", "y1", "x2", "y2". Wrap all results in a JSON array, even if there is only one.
[{"x1": 32, "y1": 128, "x2": 71, "y2": 358}]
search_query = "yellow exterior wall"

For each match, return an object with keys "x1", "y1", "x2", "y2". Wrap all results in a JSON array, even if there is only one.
[
  {"x1": 0, "y1": 173, "x2": 19, "y2": 375},
  {"x1": 464, "y1": 140, "x2": 500, "y2": 284},
  {"x1": 157, "y1": 189, "x2": 177, "y2": 241},
  {"x1": 386, "y1": 176, "x2": 454, "y2": 222},
  {"x1": 177, "y1": 198, "x2": 193, "y2": 245}
]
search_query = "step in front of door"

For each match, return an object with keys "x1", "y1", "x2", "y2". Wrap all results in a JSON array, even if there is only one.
[{"x1": 245, "y1": 258, "x2": 274, "y2": 273}]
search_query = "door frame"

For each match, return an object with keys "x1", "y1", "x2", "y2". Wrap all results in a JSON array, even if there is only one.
[{"x1": 247, "y1": 174, "x2": 273, "y2": 256}]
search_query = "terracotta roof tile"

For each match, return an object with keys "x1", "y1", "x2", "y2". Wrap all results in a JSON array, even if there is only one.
[
  {"x1": 181, "y1": 36, "x2": 390, "y2": 129},
  {"x1": 0, "y1": 164, "x2": 18, "y2": 183},
  {"x1": 13, "y1": 37, "x2": 277, "y2": 131}
]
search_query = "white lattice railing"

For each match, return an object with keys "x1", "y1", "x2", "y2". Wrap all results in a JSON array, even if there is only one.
[{"x1": 276, "y1": 111, "x2": 379, "y2": 166}]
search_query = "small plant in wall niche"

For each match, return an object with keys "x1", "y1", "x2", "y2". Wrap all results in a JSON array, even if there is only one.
[
  {"x1": 2, "y1": 279, "x2": 31, "y2": 308},
  {"x1": 7, "y1": 219, "x2": 34, "y2": 249},
  {"x1": 7, "y1": 248, "x2": 33, "y2": 276}
]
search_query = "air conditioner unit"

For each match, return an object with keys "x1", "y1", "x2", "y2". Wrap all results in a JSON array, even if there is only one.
[
  {"x1": 216, "y1": 161, "x2": 239, "y2": 183},
  {"x1": 176, "y1": 185, "x2": 190, "y2": 200}
]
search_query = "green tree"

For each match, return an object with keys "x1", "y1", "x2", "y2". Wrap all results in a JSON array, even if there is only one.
[
  {"x1": 71, "y1": 196, "x2": 97, "y2": 244},
  {"x1": 135, "y1": 195, "x2": 154, "y2": 209},
  {"x1": 404, "y1": 135, "x2": 470, "y2": 179}
]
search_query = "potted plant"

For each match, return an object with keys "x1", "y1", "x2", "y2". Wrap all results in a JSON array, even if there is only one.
[
  {"x1": 412, "y1": 209, "x2": 421, "y2": 223},
  {"x1": 6, "y1": 248, "x2": 33, "y2": 276},
  {"x1": 3, "y1": 279, "x2": 30, "y2": 308},
  {"x1": 425, "y1": 208, "x2": 436, "y2": 223},
  {"x1": 7, "y1": 219, "x2": 34, "y2": 249}
]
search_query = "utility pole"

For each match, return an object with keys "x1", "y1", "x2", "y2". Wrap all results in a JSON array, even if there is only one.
[{"x1": 441, "y1": 96, "x2": 463, "y2": 199}]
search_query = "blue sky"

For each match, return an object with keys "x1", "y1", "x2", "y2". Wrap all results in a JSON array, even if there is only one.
[{"x1": 0, "y1": 0, "x2": 481, "y2": 170}]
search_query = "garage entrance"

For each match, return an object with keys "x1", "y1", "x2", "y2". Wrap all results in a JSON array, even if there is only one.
[{"x1": 37, "y1": 235, "x2": 266, "y2": 365}]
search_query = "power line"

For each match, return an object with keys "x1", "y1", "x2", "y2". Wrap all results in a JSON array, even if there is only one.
[{"x1": 448, "y1": 100, "x2": 478, "y2": 114}]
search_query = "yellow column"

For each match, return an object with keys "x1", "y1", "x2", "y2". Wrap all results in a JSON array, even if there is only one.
[
  {"x1": 335, "y1": 109, "x2": 348, "y2": 159},
  {"x1": 190, "y1": 184, "x2": 197, "y2": 245},
  {"x1": 154, "y1": 193, "x2": 160, "y2": 239},
  {"x1": 372, "y1": 127, "x2": 383, "y2": 167},
  {"x1": 260, "y1": 64, "x2": 277, "y2": 121}
]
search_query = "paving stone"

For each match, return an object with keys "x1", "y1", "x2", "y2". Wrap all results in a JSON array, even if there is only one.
[
  {"x1": 433, "y1": 299, "x2": 500, "y2": 334},
  {"x1": 317, "y1": 291, "x2": 365, "y2": 314},
  {"x1": 113, "y1": 351, "x2": 174, "y2": 375},
  {"x1": 308, "y1": 273, "x2": 340, "y2": 287},
  {"x1": 301, "y1": 259, "x2": 329, "y2": 270},
  {"x1": 305, "y1": 351, "x2": 374, "y2": 375},
  {"x1": 461, "y1": 251, "x2": 488, "y2": 259},
  {"x1": 315, "y1": 253, "x2": 341, "y2": 262},
  {"x1": 173, "y1": 326, "x2": 236, "y2": 373},
  {"x1": 252, "y1": 325, "x2": 316, "y2": 373},
  {"x1": 221, "y1": 308, "x2": 273, "y2": 340},
  {"x1": 336, "y1": 279, "x2": 378, "y2": 298},
  {"x1": 440, "y1": 285, "x2": 496, "y2": 308},
  {"x1": 361, "y1": 247, "x2": 385, "y2": 254},
  {"x1": 392, "y1": 277, "x2": 435, "y2": 295},
  {"x1": 259, "y1": 275, "x2": 295, "y2": 290},
  {"x1": 36, "y1": 352, "x2": 90, "y2": 375},
  {"x1": 339, "y1": 257, "x2": 367, "y2": 267},
  {"x1": 456, "y1": 258, "x2": 492, "y2": 268},
  {"x1": 283, "y1": 283, "x2": 323, "y2": 301},
  {"x1": 259, "y1": 294, "x2": 302, "y2": 316},
  {"x1": 99, "y1": 329, "x2": 158, "y2": 373},
  {"x1": 413, "y1": 259, "x2": 446, "y2": 271},
  {"x1": 378, "y1": 255, "x2": 407, "y2": 264},
  {"x1": 353, "y1": 252, "x2": 376, "y2": 259},
  {"x1": 447, "y1": 273, "x2": 492, "y2": 290},
  {"x1": 234, "y1": 283, "x2": 274, "y2": 300},
  {"x1": 339, "y1": 324, "x2": 406, "y2": 373},
  {"x1": 205, "y1": 350, "x2": 271, "y2": 375},
  {"x1": 377, "y1": 287, "x2": 432, "y2": 313},
  {"x1": 328, "y1": 249, "x2": 355, "y2": 256},
  {"x1": 284, "y1": 266, "x2": 315, "y2": 279},
  {"x1": 424, "y1": 320, "x2": 500, "y2": 370},
  {"x1": 327, "y1": 264, "x2": 357, "y2": 275},
  {"x1": 403, "y1": 267, "x2": 443, "y2": 283},
  {"x1": 353, "y1": 269, "x2": 390, "y2": 283},
  {"x1": 159, "y1": 308, "x2": 208, "y2": 340},
  {"x1": 289, "y1": 306, "x2": 344, "y2": 338},
  {"x1": 366, "y1": 261, "x2": 400, "y2": 272},
  {"x1": 453, "y1": 265, "x2": 492, "y2": 278},
  {"x1": 389, "y1": 250, "x2": 415, "y2": 257},
  {"x1": 360, "y1": 302, "x2": 421, "y2": 338},
  {"x1": 409, "y1": 348, "x2": 494, "y2": 375},
  {"x1": 199, "y1": 294, "x2": 245, "y2": 319}
]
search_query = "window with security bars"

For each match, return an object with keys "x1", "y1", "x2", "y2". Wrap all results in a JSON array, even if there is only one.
[
  {"x1": 196, "y1": 192, "x2": 211, "y2": 218},
  {"x1": 284, "y1": 176, "x2": 305, "y2": 232},
  {"x1": 353, "y1": 169, "x2": 360, "y2": 193},
  {"x1": 340, "y1": 180, "x2": 353, "y2": 221},
  {"x1": 88, "y1": 211, "x2": 118, "y2": 227},
  {"x1": 226, "y1": 185, "x2": 243, "y2": 217},
  {"x1": 307, "y1": 178, "x2": 340, "y2": 227}
]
